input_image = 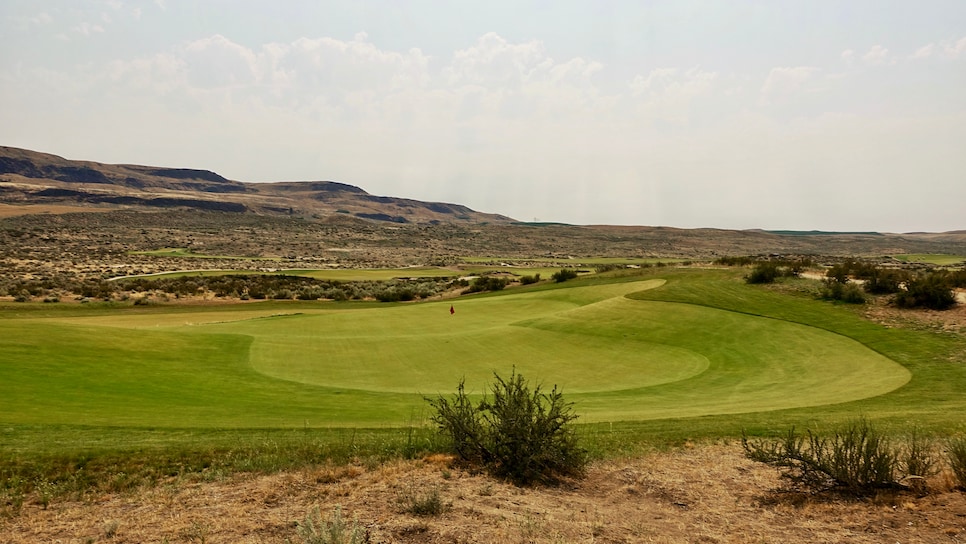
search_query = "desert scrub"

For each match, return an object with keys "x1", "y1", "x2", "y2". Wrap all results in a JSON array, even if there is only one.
[
  {"x1": 947, "y1": 437, "x2": 966, "y2": 489},
  {"x1": 742, "y1": 419, "x2": 903, "y2": 496},
  {"x1": 551, "y1": 268, "x2": 579, "y2": 282},
  {"x1": 297, "y1": 505, "x2": 367, "y2": 544},
  {"x1": 427, "y1": 369, "x2": 587, "y2": 486},
  {"x1": 398, "y1": 485, "x2": 445, "y2": 517}
]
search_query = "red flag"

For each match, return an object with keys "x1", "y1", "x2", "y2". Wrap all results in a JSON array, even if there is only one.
[{"x1": 450, "y1": 305, "x2": 455, "y2": 315}]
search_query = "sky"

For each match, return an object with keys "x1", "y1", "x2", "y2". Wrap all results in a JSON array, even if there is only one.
[{"x1": 1, "y1": 1, "x2": 965, "y2": 232}]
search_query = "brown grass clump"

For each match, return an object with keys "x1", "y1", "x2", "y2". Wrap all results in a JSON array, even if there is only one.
[{"x1": 5, "y1": 443, "x2": 966, "y2": 543}]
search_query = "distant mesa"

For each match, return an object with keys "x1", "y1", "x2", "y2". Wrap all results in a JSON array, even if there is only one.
[
  {"x1": 146, "y1": 168, "x2": 230, "y2": 183},
  {"x1": 0, "y1": 146, "x2": 513, "y2": 224}
]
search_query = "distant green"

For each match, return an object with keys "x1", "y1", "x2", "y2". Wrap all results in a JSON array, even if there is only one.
[{"x1": 893, "y1": 254, "x2": 966, "y2": 266}]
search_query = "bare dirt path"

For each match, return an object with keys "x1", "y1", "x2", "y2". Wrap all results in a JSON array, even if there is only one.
[{"x1": 5, "y1": 444, "x2": 966, "y2": 543}]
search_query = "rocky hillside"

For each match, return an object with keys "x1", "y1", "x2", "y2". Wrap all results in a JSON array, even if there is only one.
[{"x1": 0, "y1": 146, "x2": 513, "y2": 224}]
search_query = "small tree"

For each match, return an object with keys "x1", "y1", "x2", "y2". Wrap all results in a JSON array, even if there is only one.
[{"x1": 427, "y1": 370, "x2": 587, "y2": 485}]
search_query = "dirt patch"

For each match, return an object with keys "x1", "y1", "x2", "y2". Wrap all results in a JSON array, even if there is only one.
[{"x1": 5, "y1": 444, "x2": 966, "y2": 543}]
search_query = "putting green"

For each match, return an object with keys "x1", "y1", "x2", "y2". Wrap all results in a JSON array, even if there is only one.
[{"x1": 0, "y1": 275, "x2": 911, "y2": 426}]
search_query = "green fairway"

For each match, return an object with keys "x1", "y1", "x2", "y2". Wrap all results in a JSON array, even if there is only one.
[
  {"x1": 893, "y1": 254, "x2": 966, "y2": 266},
  {"x1": 461, "y1": 256, "x2": 683, "y2": 265},
  {"x1": 0, "y1": 273, "x2": 913, "y2": 429}
]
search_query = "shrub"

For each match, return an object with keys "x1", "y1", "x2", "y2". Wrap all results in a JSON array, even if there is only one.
[
  {"x1": 819, "y1": 278, "x2": 866, "y2": 304},
  {"x1": 742, "y1": 419, "x2": 901, "y2": 496},
  {"x1": 901, "y1": 428, "x2": 937, "y2": 494},
  {"x1": 842, "y1": 283, "x2": 867, "y2": 304},
  {"x1": 551, "y1": 269, "x2": 578, "y2": 283},
  {"x1": 398, "y1": 486, "x2": 445, "y2": 517},
  {"x1": 427, "y1": 370, "x2": 587, "y2": 486},
  {"x1": 272, "y1": 289, "x2": 294, "y2": 300},
  {"x1": 826, "y1": 260, "x2": 855, "y2": 284},
  {"x1": 746, "y1": 262, "x2": 780, "y2": 284},
  {"x1": 463, "y1": 276, "x2": 509, "y2": 294},
  {"x1": 519, "y1": 274, "x2": 540, "y2": 285},
  {"x1": 895, "y1": 271, "x2": 956, "y2": 310},
  {"x1": 948, "y1": 438, "x2": 966, "y2": 489},
  {"x1": 296, "y1": 505, "x2": 366, "y2": 544},
  {"x1": 715, "y1": 256, "x2": 756, "y2": 266},
  {"x1": 864, "y1": 268, "x2": 907, "y2": 295}
]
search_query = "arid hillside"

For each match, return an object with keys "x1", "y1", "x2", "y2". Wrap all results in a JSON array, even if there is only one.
[{"x1": 0, "y1": 146, "x2": 512, "y2": 224}]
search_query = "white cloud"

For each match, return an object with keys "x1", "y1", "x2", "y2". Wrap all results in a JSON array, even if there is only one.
[
  {"x1": 862, "y1": 44, "x2": 890, "y2": 65},
  {"x1": 840, "y1": 49, "x2": 855, "y2": 63},
  {"x1": 445, "y1": 32, "x2": 550, "y2": 87},
  {"x1": 182, "y1": 34, "x2": 258, "y2": 89},
  {"x1": 911, "y1": 43, "x2": 935, "y2": 59},
  {"x1": 629, "y1": 67, "x2": 718, "y2": 125},
  {"x1": 945, "y1": 36, "x2": 966, "y2": 59}
]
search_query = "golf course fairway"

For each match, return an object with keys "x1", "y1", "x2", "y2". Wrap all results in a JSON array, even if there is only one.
[{"x1": 0, "y1": 274, "x2": 911, "y2": 428}]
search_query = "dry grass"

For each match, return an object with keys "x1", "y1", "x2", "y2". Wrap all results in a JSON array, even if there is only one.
[
  {"x1": 0, "y1": 203, "x2": 114, "y2": 218},
  {"x1": 5, "y1": 444, "x2": 966, "y2": 543}
]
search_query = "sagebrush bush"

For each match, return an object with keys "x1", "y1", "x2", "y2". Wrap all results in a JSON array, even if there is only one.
[
  {"x1": 427, "y1": 370, "x2": 587, "y2": 485},
  {"x1": 398, "y1": 486, "x2": 445, "y2": 517},
  {"x1": 746, "y1": 262, "x2": 780, "y2": 284},
  {"x1": 948, "y1": 438, "x2": 966, "y2": 489},
  {"x1": 819, "y1": 278, "x2": 866, "y2": 304},
  {"x1": 902, "y1": 427, "x2": 937, "y2": 479},
  {"x1": 551, "y1": 269, "x2": 579, "y2": 283},
  {"x1": 297, "y1": 505, "x2": 367, "y2": 544},
  {"x1": 742, "y1": 419, "x2": 902, "y2": 495},
  {"x1": 895, "y1": 271, "x2": 956, "y2": 310},
  {"x1": 463, "y1": 275, "x2": 509, "y2": 294}
]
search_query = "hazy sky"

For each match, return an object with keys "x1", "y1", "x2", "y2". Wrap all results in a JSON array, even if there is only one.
[{"x1": 2, "y1": 1, "x2": 965, "y2": 232}]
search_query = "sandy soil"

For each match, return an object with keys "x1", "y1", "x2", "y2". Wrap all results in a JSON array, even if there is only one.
[{"x1": 5, "y1": 444, "x2": 966, "y2": 544}]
